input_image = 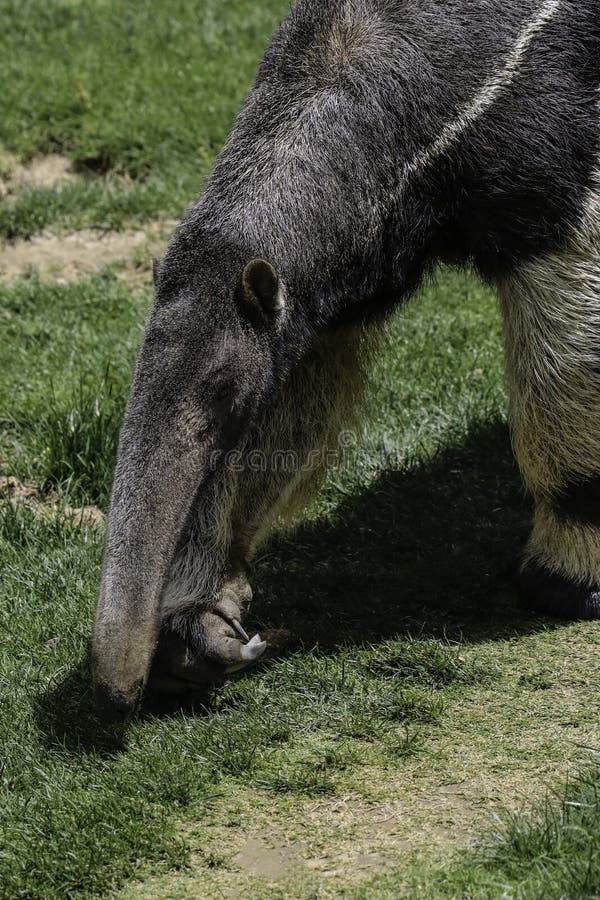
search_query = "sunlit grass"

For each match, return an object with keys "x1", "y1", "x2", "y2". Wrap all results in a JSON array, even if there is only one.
[
  {"x1": 1, "y1": 1, "x2": 600, "y2": 895},
  {"x1": 0, "y1": 0, "x2": 290, "y2": 236}
]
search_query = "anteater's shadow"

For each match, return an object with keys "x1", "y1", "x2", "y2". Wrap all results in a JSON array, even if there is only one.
[
  {"x1": 34, "y1": 663, "x2": 128, "y2": 757},
  {"x1": 252, "y1": 417, "x2": 535, "y2": 648},
  {"x1": 36, "y1": 418, "x2": 546, "y2": 750}
]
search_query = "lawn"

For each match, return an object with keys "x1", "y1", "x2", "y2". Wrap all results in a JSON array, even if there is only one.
[{"x1": 1, "y1": 2, "x2": 600, "y2": 898}]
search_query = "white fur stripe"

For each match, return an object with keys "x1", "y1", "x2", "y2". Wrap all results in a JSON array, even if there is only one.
[{"x1": 401, "y1": 0, "x2": 562, "y2": 186}]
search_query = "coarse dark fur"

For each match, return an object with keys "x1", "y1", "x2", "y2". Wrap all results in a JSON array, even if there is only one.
[{"x1": 92, "y1": 0, "x2": 600, "y2": 718}]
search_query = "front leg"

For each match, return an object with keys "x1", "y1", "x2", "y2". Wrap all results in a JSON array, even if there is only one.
[
  {"x1": 518, "y1": 495, "x2": 600, "y2": 619},
  {"x1": 148, "y1": 325, "x2": 373, "y2": 693},
  {"x1": 149, "y1": 568, "x2": 266, "y2": 694}
]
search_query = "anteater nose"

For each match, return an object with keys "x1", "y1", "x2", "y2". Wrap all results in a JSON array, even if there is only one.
[{"x1": 93, "y1": 680, "x2": 142, "y2": 723}]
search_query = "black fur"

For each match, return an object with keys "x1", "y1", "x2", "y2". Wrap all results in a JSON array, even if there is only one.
[
  {"x1": 553, "y1": 476, "x2": 600, "y2": 527},
  {"x1": 164, "y1": 0, "x2": 600, "y2": 330},
  {"x1": 518, "y1": 561, "x2": 600, "y2": 620}
]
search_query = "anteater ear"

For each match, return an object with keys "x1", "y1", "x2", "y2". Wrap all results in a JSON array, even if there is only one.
[{"x1": 242, "y1": 259, "x2": 284, "y2": 318}]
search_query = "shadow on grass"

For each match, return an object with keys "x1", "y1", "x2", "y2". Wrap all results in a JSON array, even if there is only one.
[
  {"x1": 253, "y1": 417, "x2": 539, "y2": 647},
  {"x1": 35, "y1": 659, "x2": 222, "y2": 756},
  {"x1": 34, "y1": 660, "x2": 128, "y2": 757},
  {"x1": 35, "y1": 417, "x2": 552, "y2": 751}
]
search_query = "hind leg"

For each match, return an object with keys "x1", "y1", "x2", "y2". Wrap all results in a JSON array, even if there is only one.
[{"x1": 499, "y1": 194, "x2": 600, "y2": 618}]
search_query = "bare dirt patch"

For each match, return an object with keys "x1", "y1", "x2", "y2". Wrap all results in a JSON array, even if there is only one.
[
  {"x1": 0, "y1": 151, "x2": 178, "y2": 284},
  {"x1": 0, "y1": 152, "x2": 79, "y2": 197},
  {"x1": 0, "y1": 151, "x2": 176, "y2": 284},
  {"x1": 120, "y1": 623, "x2": 600, "y2": 899},
  {"x1": 233, "y1": 834, "x2": 308, "y2": 879},
  {"x1": 0, "y1": 475, "x2": 40, "y2": 505},
  {"x1": 0, "y1": 475, "x2": 105, "y2": 528},
  {"x1": 62, "y1": 505, "x2": 106, "y2": 528},
  {"x1": 0, "y1": 221, "x2": 176, "y2": 286}
]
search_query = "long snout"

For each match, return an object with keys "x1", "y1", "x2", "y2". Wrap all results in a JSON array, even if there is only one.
[
  {"x1": 92, "y1": 389, "x2": 210, "y2": 718},
  {"x1": 92, "y1": 456, "x2": 210, "y2": 717},
  {"x1": 92, "y1": 300, "x2": 264, "y2": 718}
]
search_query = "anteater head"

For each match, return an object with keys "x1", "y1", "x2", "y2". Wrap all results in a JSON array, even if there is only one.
[{"x1": 92, "y1": 254, "x2": 285, "y2": 719}]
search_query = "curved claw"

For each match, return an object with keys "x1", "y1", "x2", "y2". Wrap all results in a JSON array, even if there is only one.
[
  {"x1": 225, "y1": 634, "x2": 267, "y2": 674},
  {"x1": 216, "y1": 612, "x2": 250, "y2": 644},
  {"x1": 241, "y1": 634, "x2": 267, "y2": 661},
  {"x1": 148, "y1": 598, "x2": 267, "y2": 695}
]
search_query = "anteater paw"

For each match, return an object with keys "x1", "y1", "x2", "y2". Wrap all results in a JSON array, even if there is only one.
[
  {"x1": 517, "y1": 561, "x2": 600, "y2": 620},
  {"x1": 148, "y1": 595, "x2": 267, "y2": 695}
]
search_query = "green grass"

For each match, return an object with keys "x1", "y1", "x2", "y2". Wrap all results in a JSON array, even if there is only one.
[
  {"x1": 0, "y1": 503, "x2": 478, "y2": 897},
  {"x1": 0, "y1": 180, "x2": 177, "y2": 239},
  {"x1": 3, "y1": 264, "x2": 596, "y2": 898},
  {"x1": 366, "y1": 763, "x2": 600, "y2": 898},
  {"x1": 0, "y1": 272, "x2": 148, "y2": 504},
  {"x1": 2, "y1": 1, "x2": 600, "y2": 896},
  {"x1": 0, "y1": 0, "x2": 290, "y2": 236}
]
